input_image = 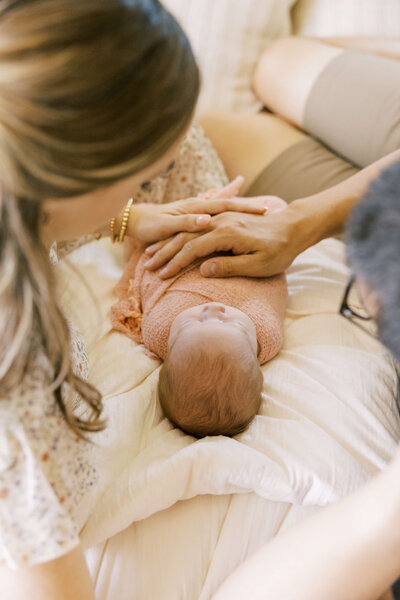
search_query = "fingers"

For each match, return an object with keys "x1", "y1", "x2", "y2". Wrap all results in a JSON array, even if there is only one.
[
  {"x1": 158, "y1": 231, "x2": 232, "y2": 279},
  {"x1": 194, "y1": 214, "x2": 212, "y2": 228},
  {"x1": 225, "y1": 197, "x2": 269, "y2": 214},
  {"x1": 197, "y1": 196, "x2": 268, "y2": 215},
  {"x1": 200, "y1": 255, "x2": 264, "y2": 278},
  {"x1": 201, "y1": 188, "x2": 219, "y2": 197},
  {"x1": 212, "y1": 176, "x2": 244, "y2": 199},
  {"x1": 144, "y1": 232, "x2": 199, "y2": 270},
  {"x1": 156, "y1": 213, "x2": 212, "y2": 239},
  {"x1": 179, "y1": 181, "x2": 268, "y2": 215},
  {"x1": 145, "y1": 238, "x2": 171, "y2": 257}
]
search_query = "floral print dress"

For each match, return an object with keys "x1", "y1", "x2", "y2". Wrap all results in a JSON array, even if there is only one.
[
  {"x1": 0, "y1": 123, "x2": 228, "y2": 568},
  {"x1": 0, "y1": 323, "x2": 96, "y2": 568}
]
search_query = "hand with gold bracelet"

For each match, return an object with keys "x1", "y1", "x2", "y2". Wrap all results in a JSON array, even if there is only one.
[
  {"x1": 41, "y1": 176, "x2": 270, "y2": 247},
  {"x1": 108, "y1": 176, "x2": 270, "y2": 244},
  {"x1": 144, "y1": 150, "x2": 400, "y2": 279}
]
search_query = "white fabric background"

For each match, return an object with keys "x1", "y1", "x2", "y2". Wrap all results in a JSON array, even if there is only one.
[
  {"x1": 55, "y1": 236, "x2": 400, "y2": 598},
  {"x1": 162, "y1": 0, "x2": 400, "y2": 114},
  {"x1": 54, "y1": 4, "x2": 400, "y2": 594},
  {"x1": 293, "y1": 0, "x2": 400, "y2": 36},
  {"x1": 162, "y1": 0, "x2": 296, "y2": 113}
]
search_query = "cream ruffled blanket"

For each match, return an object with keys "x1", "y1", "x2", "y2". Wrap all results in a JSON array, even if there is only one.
[{"x1": 55, "y1": 236, "x2": 400, "y2": 550}]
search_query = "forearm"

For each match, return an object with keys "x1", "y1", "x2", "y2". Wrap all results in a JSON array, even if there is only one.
[
  {"x1": 318, "y1": 37, "x2": 400, "y2": 60},
  {"x1": 0, "y1": 547, "x2": 95, "y2": 600},
  {"x1": 287, "y1": 150, "x2": 400, "y2": 252},
  {"x1": 214, "y1": 461, "x2": 400, "y2": 600}
]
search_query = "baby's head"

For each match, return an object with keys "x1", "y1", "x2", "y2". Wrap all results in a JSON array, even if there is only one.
[{"x1": 158, "y1": 302, "x2": 263, "y2": 437}]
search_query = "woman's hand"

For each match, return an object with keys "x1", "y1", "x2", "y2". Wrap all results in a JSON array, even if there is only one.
[
  {"x1": 126, "y1": 176, "x2": 270, "y2": 243},
  {"x1": 144, "y1": 202, "x2": 310, "y2": 278},
  {"x1": 144, "y1": 151, "x2": 400, "y2": 278}
]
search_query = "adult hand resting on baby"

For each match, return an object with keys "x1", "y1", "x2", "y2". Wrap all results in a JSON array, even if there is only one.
[
  {"x1": 144, "y1": 195, "x2": 302, "y2": 279},
  {"x1": 144, "y1": 151, "x2": 400, "y2": 279},
  {"x1": 126, "y1": 176, "x2": 270, "y2": 243}
]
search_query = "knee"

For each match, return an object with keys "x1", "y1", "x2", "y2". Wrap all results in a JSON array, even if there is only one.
[
  {"x1": 253, "y1": 37, "x2": 340, "y2": 126},
  {"x1": 253, "y1": 37, "x2": 311, "y2": 124},
  {"x1": 253, "y1": 37, "x2": 301, "y2": 101}
]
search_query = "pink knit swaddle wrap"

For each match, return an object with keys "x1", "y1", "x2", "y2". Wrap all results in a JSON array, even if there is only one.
[{"x1": 110, "y1": 197, "x2": 288, "y2": 365}]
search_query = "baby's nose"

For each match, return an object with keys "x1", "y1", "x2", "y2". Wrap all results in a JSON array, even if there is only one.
[{"x1": 202, "y1": 303, "x2": 226, "y2": 316}]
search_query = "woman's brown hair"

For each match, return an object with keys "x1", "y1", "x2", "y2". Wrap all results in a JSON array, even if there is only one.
[{"x1": 0, "y1": 0, "x2": 199, "y2": 434}]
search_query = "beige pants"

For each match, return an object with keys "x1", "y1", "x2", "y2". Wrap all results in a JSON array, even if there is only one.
[
  {"x1": 304, "y1": 50, "x2": 400, "y2": 168},
  {"x1": 246, "y1": 137, "x2": 358, "y2": 200},
  {"x1": 246, "y1": 50, "x2": 400, "y2": 200}
]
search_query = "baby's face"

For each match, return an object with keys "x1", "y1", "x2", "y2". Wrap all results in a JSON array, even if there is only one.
[{"x1": 168, "y1": 302, "x2": 258, "y2": 358}]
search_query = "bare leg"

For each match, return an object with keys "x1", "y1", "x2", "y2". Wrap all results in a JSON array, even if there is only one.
[
  {"x1": 253, "y1": 37, "x2": 400, "y2": 168},
  {"x1": 252, "y1": 36, "x2": 400, "y2": 129},
  {"x1": 253, "y1": 38, "x2": 342, "y2": 128}
]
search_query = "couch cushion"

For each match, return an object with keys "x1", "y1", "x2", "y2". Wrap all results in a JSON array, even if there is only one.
[
  {"x1": 162, "y1": 0, "x2": 296, "y2": 113},
  {"x1": 293, "y1": 0, "x2": 400, "y2": 36}
]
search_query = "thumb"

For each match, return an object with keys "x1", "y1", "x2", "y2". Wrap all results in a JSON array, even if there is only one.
[
  {"x1": 213, "y1": 176, "x2": 244, "y2": 199},
  {"x1": 200, "y1": 255, "x2": 255, "y2": 278}
]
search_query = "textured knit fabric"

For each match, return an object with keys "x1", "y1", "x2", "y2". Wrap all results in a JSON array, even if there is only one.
[{"x1": 111, "y1": 198, "x2": 288, "y2": 365}]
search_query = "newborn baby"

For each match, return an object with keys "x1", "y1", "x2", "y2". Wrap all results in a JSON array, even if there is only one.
[{"x1": 111, "y1": 182, "x2": 287, "y2": 438}]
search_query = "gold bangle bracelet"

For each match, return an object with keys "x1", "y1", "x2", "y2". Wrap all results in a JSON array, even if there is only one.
[
  {"x1": 109, "y1": 198, "x2": 134, "y2": 244},
  {"x1": 109, "y1": 217, "x2": 117, "y2": 244},
  {"x1": 117, "y1": 197, "x2": 134, "y2": 244}
]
